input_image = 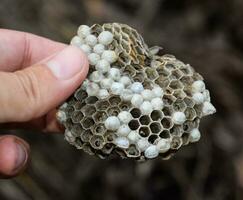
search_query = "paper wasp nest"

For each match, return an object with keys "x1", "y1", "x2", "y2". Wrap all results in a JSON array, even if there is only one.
[{"x1": 57, "y1": 23, "x2": 216, "y2": 160}]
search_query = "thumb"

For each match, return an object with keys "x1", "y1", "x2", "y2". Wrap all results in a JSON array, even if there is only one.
[{"x1": 0, "y1": 46, "x2": 89, "y2": 123}]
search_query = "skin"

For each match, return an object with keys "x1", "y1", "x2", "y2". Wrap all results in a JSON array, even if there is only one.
[{"x1": 0, "y1": 29, "x2": 89, "y2": 178}]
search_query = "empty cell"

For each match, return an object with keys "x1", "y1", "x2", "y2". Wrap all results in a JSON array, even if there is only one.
[
  {"x1": 150, "y1": 122, "x2": 162, "y2": 133},
  {"x1": 161, "y1": 117, "x2": 173, "y2": 129},
  {"x1": 156, "y1": 66, "x2": 170, "y2": 77},
  {"x1": 173, "y1": 90, "x2": 186, "y2": 99},
  {"x1": 104, "y1": 131, "x2": 115, "y2": 142},
  {"x1": 162, "y1": 106, "x2": 173, "y2": 116},
  {"x1": 71, "y1": 111, "x2": 84, "y2": 123},
  {"x1": 185, "y1": 107, "x2": 197, "y2": 120},
  {"x1": 133, "y1": 72, "x2": 145, "y2": 82},
  {"x1": 180, "y1": 76, "x2": 193, "y2": 85},
  {"x1": 82, "y1": 105, "x2": 96, "y2": 116},
  {"x1": 109, "y1": 96, "x2": 121, "y2": 106},
  {"x1": 171, "y1": 69, "x2": 183, "y2": 79},
  {"x1": 124, "y1": 65, "x2": 136, "y2": 77},
  {"x1": 119, "y1": 102, "x2": 131, "y2": 111},
  {"x1": 148, "y1": 134, "x2": 159, "y2": 144},
  {"x1": 159, "y1": 130, "x2": 171, "y2": 139},
  {"x1": 183, "y1": 97, "x2": 195, "y2": 107},
  {"x1": 82, "y1": 117, "x2": 95, "y2": 129},
  {"x1": 193, "y1": 104, "x2": 203, "y2": 118},
  {"x1": 155, "y1": 77, "x2": 170, "y2": 88},
  {"x1": 65, "y1": 106, "x2": 75, "y2": 115},
  {"x1": 128, "y1": 120, "x2": 140, "y2": 130},
  {"x1": 90, "y1": 135, "x2": 105, "y2": 149},
  {"x1": 138, "y1": 126, "x2": 150, "y2": 137},
  {"x1": 173, "y1": 99, "x2": 187, "y2": 112},
  {"x1": 145, "y1": 68, "x2": 159, "y2": 80},
  {"x1": 85, "y1": 96, "x2": 99, "y2": 104},
  {"x1": 74, "y1": 101, "x2": 85, "y2": 110},
  {"x1": 165, "y1": 63, "x2": 176, "y2": 70},
  {"x1": 94, "y1": 123, "x2": 106, "y2": 135},
  {"x1": 71, "y1": 124, "x2": 83, "y2": 136},
  {"x1": 169, "y1": 80, "x2": 183, "y2": 90},
  {"x1": 80, "y1": 130, "x2": 93, "y2": 143},
  {"x1": 102, "y1": 143, "x2": 114, "y2": 154},
  {"x1": 181, "y1": 132, "x2": 190, "y2": 145},
  {"x1": 180, "y1": 66, "x2": 193, "y2": 75},
  {"x1": 125, "y1": 145, "x2": 140, "y2": 157},
  {"x1": 93, "y1": 111, "x2": 107, "y2": 123},
  {"x1": 107, "y1": 106, "x2": 120, "y2": 116},
  {"x1": 170, "y1": 125, "x2": 183, "y2": 137},
  {"x1": 150, "y1": 110, "x2": 163, "y2": 121},
  {"x1": 74, "y1": 89, "x2": 88, "y2": 101},
  {"x1": 163, "y1": 95, "x2": 176, "y2": 105},
  {"x1": 139, "y1": 115, "x2": 151, "y2": 125},
  {"x1": 130, "y1": 108, "x2": 141, "y2": 118},
  {"x1": 182, "y1": 121, "x2": 194, "y2": 132},
  {"x1": 96, "y1": 100, "x2": 110, "y2": 110}
]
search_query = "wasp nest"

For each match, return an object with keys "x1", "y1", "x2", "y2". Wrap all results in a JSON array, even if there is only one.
[{"x1": 57, "y1": 23, "x2": 216, "y2": 160}]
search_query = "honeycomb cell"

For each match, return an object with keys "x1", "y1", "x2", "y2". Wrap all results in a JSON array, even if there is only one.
[
  {"x1": 150, "y1": 122, "x2": 162, "y2": 134},
  {"x1": 108, "y1": 96, "x2": 121, "y2": 106},
  {"x1": 94, "y1": 123, "x2": 106, "y2": 135},
  {"x1": 150, "y1": 110, "x2": 163, "y2": 121},
  {"x1": 148, "y1": 134, "x2": 159, "y2": 144},
  {"x1": 101, "y1": 143, "x2": 114, "y2": 154},
  {"x1": 71, "y1": 111, "x2": 84, "y2": 123},
  {"x1": 173, "y1": 90, "x2": 187, "y2": 99},
  {"x1": 85, "y1": 96, "x2": 98, "y2": 104},
  {"x1": 128, "y1": 119, "x2": 140, "y2": 130},
  {"x1": 64, "y1": 118, "x2": 73, "y2": 129},
  {"x1": 82, "y1": 117, "x2": 95, "y2": 129},
  {"x1": 125, "y1": 145, "x2": 140, "y2": 157},
  {"x1": 184, "y1": 97, "x2": 195, "y2": 108},
  {"x1": 185, "y1": 107, "x2": 197, "y2": 120},
  {"x1": 173, "y1": 99, "x2": 187, "y2": 112},
  {"x1": 93, "y1": 111, "x2": 107, "y2": 123},
  {"x1": 163, "y1": 95, "x2": 176, "y2": 105},
  {"x1": 133, "y1": 72, "x2": 145, "y2": 82},
  {"x1": 104, "y1": 131, "x2": 115, "y2": 143},
  {"x1": 171, "y1": 69, "x2": 183, "y2": 79},
  {"x1": 181, "y1": 132, "x2": 190, "y2": 145},
  {"x1": 180, "y1": 66, "x2": 194, "y2": 75},
  {"x1": 145, "y1": 68, "x2": 159, "y2": 80},
  {"x1": 90, "y1": 135, "x2": 105, "y2": 149},
  {"x1": 107, "y1": 106, "x2": 120, "y2": 116},
  {"x1": 139, "y1": 115, "x2": 151, "y2": 125},
  {"x1": 180, "y1": 76, "x2": 193, "y2": 85},
  {"x1": 124, "y1": 65, "x2": 136, "y2": 76},
  {"x1": 193, "y1": 104, "x2": 203, "y2": 117},
  {"x1": 162, "y1": 106, "x2": 173, "y2": 116},
  {"x1": 74, "y1": 89, "x2": 88, "y2": 101},
  {"x1": 138, "y1": 126, "x2": 150, "y2": 137},
  {"x1": 159, "y1": 130, "x2": 171, "y2": 139},
  {"x1": 170, "y1": 125, "x2": 183, "y2": 137},
  {"x1": 65, "y1": 106, "x2": 75, "y2": 116},
  {"x1": 182, "y1": 121, "x2": 194, "y2": 132},
  {"x1": 161, "y1": 117, "x2": 173, "y2": 129},
  {"x1": 80, "y1": 130, "x2": 93, "y2": 143},
  {"x1": 96, "y1": 100, "x2": 110, "y2": 110},
  {"x1": 170, "y1": 137, "x2": 183, "y2": 150},
  {"x1": 169, "y1": 80, "x2": 183, "y2": 90},
  {"x1": 165, "y1": 63, "x2": 176, "y2": 71},
  {"x1": 156, "y1": 65, "x2": 170, "y2": 77},
  {"x1": 82, "y1": 144, "x2": 95, "y2": 155},
  {"x1": 74, "y1": 137, "x2": 83, "y2": 148},
  {"x1": 119, "y1": 102, "x2": 131, "y2": 111},
  {"x1": 130, "y1": 108, "x2": 141, "y2": 118},
  {"x1": 155, "y1": 77, "x2": 170, "y2": 88},
  {"x1": 74, "y1": 102, "x2": 85, "y2": 110},
  {"x1": 71, "y1": 124, "x2": 83, "y2": 136},
  {"x1": 81, "y1": 105, "x2": 96, "y2": 116}
]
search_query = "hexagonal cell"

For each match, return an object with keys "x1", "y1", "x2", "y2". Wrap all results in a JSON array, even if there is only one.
[
  {"x1": 171, "y1": 69, "x2": 183, "y2": 79},
  {"x1": 185, "y1": 107, "x2": 197, "y2": 120},
  {"x1": 180, "y1": 66, "x2": 194, "y2": 75},
  {"x1": 139, "y1": 115, "x2": 151, "y2": 125},
  {"x1": 133, "y1": 72, "x2": 145, "y2": 82},
  {"x1": 95, "y1": 100, "x2": 110, "y2": 110},
  {"x1": 145, "y1": 68, "x2": 159, "y2": 80},
  {"x1": 70, "y1": 124, "x2": 83, "y2": 136},
  {"x1": 128, "y1": 119, "x2": 140, "y2": 130},
  {"x1": 184, "y1": 97, "x2": 195, "y2": 108},
  {"x1": 74, "y1": 89, "x2": 88, "y2": 101},
  {"x1": 159, "y1": 130, "x2": 171, "y2": 139},
  {"x1": 120, "y1": 40, "x2": 131, "y2": 54},
  {"x1": 104, "y1": 131, "x2": 115, "y2": 143},
  {"x1": 85, "y1": 96, "x2": 98, "y2": 104},
  {"x1": 173, "y1": 90, "x2": 187, "y2": 99},
  {"x1": 109, "y1": 96, "x2": 121, "y2": 106},
  {"x1": 101, "y1": 143, "x2": 114, "y2": 155},
  {"x1": 93, "y1": 123, "x2": 106, "y2": 135},
  {"x1": 81, "y1": 105, "x2": 96, "y2": 116},
  {"x1": 170, "y1": 125, "x2": 183, "y2": 137},
  {"x1": 80, "y1": 130, "x2": 93, "y2": 143},
  {"x1": 170, "y1": 137, "x2": 183, "y2": 150},
  {"x1": 74, "y1": 101, "x2": 85, "y2": 110},
  {"x1": 162, "y1": 106, "x2": 173, "y2": 116},
  {"x1": 180, "y1": 76, "x2": 193, "y2": 85},
  {"x1": 155, "y1": 77, "x2": 170, "y2": 88},
  {"x1": 156, "y1": 65, "x2": 170, "y2": 77},
  {"x1": 193, "y1": 104, "x2": 203, "y2": 118},
  {"x1": 182, "y1": 121, "x2": 194, "y2": 132},
  {"x1": 90, "y1": 135, "x2": 105, "y2": 150},
  {"x1": 64, "y1": 118, "x2": 73, "y2": 129},
  {"x1": 142, "y1": 79, "x2": 152, "y2": 90},
  {"x1": 161, "y1": 117, "x2": 173, "y2": 129},
  {"x1": 71, "y1": 111, "x2": 84, "y2": 123},
  {"x1": 107, "y1": 106, "x2": 120, "y2": 116},
  {"x1": 74, "y1": 137, "x2": 83, "y2": 148},
  {"x1": 181, "y1": 132, "x2": 190, "y2": 145},
  {"x1": 82, "y1": 117, "x2": 95, "y2": 129},
  {"x1": 119, "y1": 101, "x2": 131, "y2": 111},
  {"x1": 138, "y1": 126, "x2": 150, "y2": 137},
  {"x1": 165, "y1": 63, "x2": 176, "y2": 71},
  {"x1": 133, "y1": 63, "x2": 143, "y2": 71},
  {"x1": 125, "y1": 145, "x2": 140, "y2": 158},
  {"x1": 148, "y1": 134, "x2": 159, "y2": 144},
  {"x1": 150, "y1": 122, "x2": 162, "y2": 134},
  {"x1": 123, "y1": 65, "x2": 136, "y2": 77},
  {"x1": 130, "y1": 108, "x2": 141, "y2": 118},
  {"x1": 173, "y1": 99, "x2": 187, "y2": 112},
  {"x1": 163, "y1": 95, "x2": 176, "y2": 105},
  {"x1": 169, "y1": 80, "x2": 183, "y2": 90},
  {"x1": 119, "y1": 52, "x2": 131, "y2": 64},
  {"x1": 93, "y1": 111, "x2": 108, "y2": 123},
  {"x1": 151, "y1": 110, "x2": 163, "y2": 121},
  {"x1": 65, "y1": 105, "x2": 75, "y2": 116}
]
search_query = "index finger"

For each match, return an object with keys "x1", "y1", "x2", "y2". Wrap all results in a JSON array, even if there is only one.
[{"x1": 0, "y1": 29, "x2": 66, "y2": 72}]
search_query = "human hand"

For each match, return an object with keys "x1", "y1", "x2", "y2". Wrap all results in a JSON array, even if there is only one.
[{"x1": 0, "y1": 29, "x2": 89, "y2": 178}]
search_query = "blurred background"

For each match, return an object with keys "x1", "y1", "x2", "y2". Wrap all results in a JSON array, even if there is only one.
[{"x1": 0, "y1": 0, "x2": 243, "y2": 199}]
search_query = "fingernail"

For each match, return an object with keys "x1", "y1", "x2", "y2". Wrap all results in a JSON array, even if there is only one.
[
  {"x1": 12, "y1": 140, "x2": 28, "y2": 173},
  {"x1": 47, "y1": 46, "x2": 87, "y2": 80}
]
